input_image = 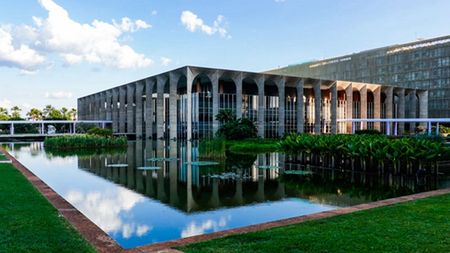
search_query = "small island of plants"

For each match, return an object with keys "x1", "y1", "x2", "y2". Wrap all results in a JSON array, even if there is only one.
[{"x1": 44, "y1": 128, "x2": 127, "y2": 150}]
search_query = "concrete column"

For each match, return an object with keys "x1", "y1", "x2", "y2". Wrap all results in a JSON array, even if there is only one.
[
  {"x1": 345, "y1": 84, "x2": 353, "y2": 134},
  {"x1": 408, "y1": 90, "x2": 417, "y2": 133},
  {"x1": 360, "y1": 85, "x2": 367, "y2": 129},
  {"x1": 187, "y1": 68, "x2": 194, "y2": 141},
  {"x1": 385, "y1": 86, "x2": 394, "y2": 135},
  {"x1": 418, "y1": 90, "x2": 428, "y2": 128},
  {"x1": 277, "y1": 78, "x2": 286, "y2": 137},
  {"x1": 373, "y1": 87, "x2": 381, "y2": 131},
  {"x1": 169, "y1": 73, "x2": 179, "y2": 140},
  {"x1": 77, "y1": 99, "x2": 83, "y2": 120},
  {"x1": 112, "y1": 89, "x2": 119, "y2": 133},
  {"x1": 397, "y1": 88, "x2": 405, "y2": 134},
  {"x1": 106, "y1": 90, "x2": 112, "y2": 121},
  {"x1": 119, "y1": 86, "x2": 126, "y2": 133},
  {"x1": 145, "y1": 79, "x2": 155, "y2": 139},
  {"x1": 314, "y1": 80, "x2": 321, "y2": 134},
  {"x1": 330, "y1": 82, "x2": 337, "y2": 134},
  {"x1": 233, "y1": 73, "x2": 243, "y2": 119},
  {"x1": 90, "y1": 95, "x2": 95, "y2": 120},
  {"x1": 127, "y1": 84, "x2": 135, "y2": 134},
  {"x1": 99, "y1": 92, "x2": 106, "y2": 120},
  {"x1": 210, "y1": 71, "x2": 220, "y2": 135},
  {"x1": 296, "y1": 79, "x2": 304, "y2": 133},
  {"x1": 257, "y1": 76, "x2": 265, "y2": 138},
  {"x1": 135, "y1": 82, "x2": 144, "y2": 139},
  {"x1": 156, "y1": 76, "x2": 167, "y2": 139},
  {"x1": 418, "y1": 90, "x2": 428, "y2": 118}
]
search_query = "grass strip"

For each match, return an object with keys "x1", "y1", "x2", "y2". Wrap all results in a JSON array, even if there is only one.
[
  {"x1": 179, "y1": 193, "x2": 450, "y2": 253},
  {"x1": 0, "y1": 163, "x2": 96, "y2": 253}
]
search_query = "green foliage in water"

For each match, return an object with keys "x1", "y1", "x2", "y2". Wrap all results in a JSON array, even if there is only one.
[
  {"x1": 279, "y1": 133, "x2": 449, "y2": 172},
  {"x1": 355, "y1": 129, "x2": 382, "y2": 135},
  {"x1": 216, "y1": 109, "x2": 258, "y2": 140},
  {"x1": 227, "y1": 139, "x2": 279, "y2": 153},
  {"x1": 87, "y1": 127, "x2": 113, "y2": 137},
  {"x1": 44, "y1": 134, "x2": 127, "y2": 150},
  {"x1": 199, "y1": 137, "x2": 226, "y2": 159}
]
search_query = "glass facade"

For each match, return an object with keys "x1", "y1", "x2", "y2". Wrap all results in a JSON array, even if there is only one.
[{"x1": 271, "y1": 35, "x2": 450, "y2": 118}]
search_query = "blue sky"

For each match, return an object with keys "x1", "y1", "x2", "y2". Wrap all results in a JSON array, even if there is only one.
[{"x1": 1, "y1": 0, "x2": 450, "y2": 113}]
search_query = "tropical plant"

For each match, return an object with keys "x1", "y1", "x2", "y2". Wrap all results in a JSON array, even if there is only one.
[
  {"x1": 27, "y1": 108, "x2": 43, "y2": 121},
  {"x1": 279, "y1": 133, "x2": 448, "y2": 175},
  {"x1": 10, "y1": 106, "x2": 22, "y2": 120}
]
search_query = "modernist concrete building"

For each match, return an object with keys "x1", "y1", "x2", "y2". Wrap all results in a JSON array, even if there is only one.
[
  {"x1": 78, "y1": 66, "x2": 428, "y2": 139},
  {"x1": 269, "y1": 35, "x2": 450, "y2": 118}
]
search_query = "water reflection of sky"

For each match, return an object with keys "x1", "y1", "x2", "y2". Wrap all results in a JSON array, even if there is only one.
[{"x1": 10, "y1": 145, "x2": 336, "y2": 249}]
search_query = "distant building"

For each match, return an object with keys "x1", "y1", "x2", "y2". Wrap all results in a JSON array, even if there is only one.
[
  {"x1": 78, "y1": 66, "x2": 427, "y2": 139},
  {"x1": 268, "y1": 35, "x2": 450, "y2": 118}
]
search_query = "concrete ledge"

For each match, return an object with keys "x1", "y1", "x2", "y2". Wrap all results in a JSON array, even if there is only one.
[{"x1": 1, "y1": 146, "x2": 449, "y2": 253}]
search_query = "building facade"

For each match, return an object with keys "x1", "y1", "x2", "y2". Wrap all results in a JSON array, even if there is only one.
[
  {"x1": 269, "y1": 35, "x2": 450, "y2": 118},
  {"x1": 78, "y1": 66, "x2": 427, "y2": 139}
]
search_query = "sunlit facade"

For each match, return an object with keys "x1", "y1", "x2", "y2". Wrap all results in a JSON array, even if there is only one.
[
  {"x1": 78, "y1": 66, "x2": 427, "y2": 139},
  {"x1": 269, "y1": 35, "x2": 450, "y2": 118}
]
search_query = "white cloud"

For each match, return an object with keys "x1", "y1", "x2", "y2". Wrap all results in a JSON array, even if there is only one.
[
  {"x1": 275, "y1": 0, "x2": 286, "y2": 2},
  {"x1": 0, "y1": 26, "x2": 45, "y2": 71},
  {"x1": 0, "y1": 98, "x2": 13, "y2": 109},
  {"x1": 113, "y1": 17, "x2": 151, "y2": 32},
  {"x1": 66, "y1": 188, "x2": 150, "y2": 238},
  {"x1": 181, "y1": 216, "x2": 230, "y2": 238},
  {"x1": 151, "y1": 10, "x2": 158, "y2": 16},
  {"x1": 180, "y1": 11, "x2": 230, "y2": 39},
  {"x1": 160, "y1": 57, "x2": 172, "y2": 66},
  {"x1": 45, "y1": 91, "x2": 73, "y2": 99},
  {"x1": 0, "y1": 0, "x2": 153, "y2": 71}
]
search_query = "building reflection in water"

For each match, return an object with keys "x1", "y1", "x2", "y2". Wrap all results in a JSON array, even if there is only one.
[{"x1": 74, "y1": 140, "x2": 447, "y2": 212}]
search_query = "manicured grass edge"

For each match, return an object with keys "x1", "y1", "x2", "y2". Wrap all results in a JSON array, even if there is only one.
[
  {"x1": 0, "y1": 148, "x2": 123, "y2": 253},
  {"x1": 178, "y1": 191, "x2": 450, "y2": 253}
]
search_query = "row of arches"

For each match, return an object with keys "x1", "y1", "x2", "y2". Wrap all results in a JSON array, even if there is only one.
[{"x1": 78, "y1": 67, "x2": 428, "y2": 138}]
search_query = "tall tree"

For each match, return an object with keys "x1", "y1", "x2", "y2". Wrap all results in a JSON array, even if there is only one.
[
  {"x1": 0, "y1": 107, "x2": 9, "y2": 121},
  {"x1": 27, "y1": 108, "x2": 43, "y2": 121},
  {"x1": 43, "y1": 105, "x2": 55, "y2": 119},
  {"x1": 68, "y1": 108, "x2": 77, "y2": 120},
  {"x1": 10, "y1": 106, "x2": 22, "y2": 120}
]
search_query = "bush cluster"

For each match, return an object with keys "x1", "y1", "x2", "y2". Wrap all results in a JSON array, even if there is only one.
[{"x1": 44, "y1": 135, "x2": 127, "y2": 150}]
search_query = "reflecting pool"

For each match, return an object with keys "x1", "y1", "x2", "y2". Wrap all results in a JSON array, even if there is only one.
[{"x1": 4, "y1": 141, "x2": 449, "y2": 248}]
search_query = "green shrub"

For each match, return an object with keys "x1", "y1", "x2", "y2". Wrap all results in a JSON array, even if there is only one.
[
  {"x1": 44, "y1": 135, "x2": 127, "y2": 150},
  {"x1": 87, "y1": 127, "x2": 113, "y2": 137},
  {"x1": 355, "y1": 129, "x2": 382, "y2": 135}
]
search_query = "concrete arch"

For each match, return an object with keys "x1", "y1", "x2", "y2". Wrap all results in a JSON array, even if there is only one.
[{"x1": 190, "y1": 73, "x2": 213, "y2": 139}]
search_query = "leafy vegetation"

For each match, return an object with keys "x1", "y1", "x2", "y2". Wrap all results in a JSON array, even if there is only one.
[
  {"x1": 179, "y1": 193, "x2": 450, "y2": 253},
  {"x1": 0, "y1": 105, "x2": 76, "y2": 121},
  {"x1": 44, "y1": 134, "x2": 127, "y2": 150},
  {"x1": 279, "y1": 133, "x2": 448, "y2": 173},
  {"x1": 199, "y1": 138, "x2": 279, "y2": 159},
  {"x1": 355, "y1": 129, "x2": 382, "y2": 135},
  {"x1": 227, "y1": 139, "x2": 279, "y2": 153},
  {"x1": 86, "y1": 127, "x2": 113, "y2": 137},
  {"x1": 216, "y1": 109, "x2": 258, "y2": 140},
  {"x1": 0, "y1": 163, "x2": 96, "y2": 253}
]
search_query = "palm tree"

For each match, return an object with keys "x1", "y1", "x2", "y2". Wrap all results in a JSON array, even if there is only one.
[
  {"x1": 10, "y1": 106, "x2": 22, "y2": 120},
  {"x1": 68, "y1": 108, "x2": 77, "y2": 120},
  {"x1": 0, "y1": 107, "x2": 9, "y2": 120},
  {"x1": 27, "y1": 108, "x2": 43, "y2": 121},
  {"x1": 43, "y1": 105, "x2": 55, "y2": 119}
]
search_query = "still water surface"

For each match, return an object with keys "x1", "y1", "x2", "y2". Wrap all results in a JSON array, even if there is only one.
[{"x1": 5, "y1": 141, "x2": 449, "y2": 248}]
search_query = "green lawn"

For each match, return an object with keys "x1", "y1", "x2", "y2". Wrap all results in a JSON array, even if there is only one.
[
  {"x1": 179, "y1": 193, "x2": 450, "y2": 253},
  {"x1": 0, "y1": 163, "x2": 96, "y2": 253}
]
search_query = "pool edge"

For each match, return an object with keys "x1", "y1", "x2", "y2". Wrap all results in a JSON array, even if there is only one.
[{"x1": 2, "y1": 147, "x2": 449, "y2": 253}]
